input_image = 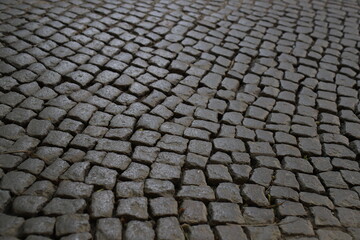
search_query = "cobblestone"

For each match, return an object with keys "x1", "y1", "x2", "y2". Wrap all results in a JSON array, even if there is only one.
[
  {"x1": 125, "y1": 220, "x2": 154, "y2": 240},
  {"x1": 1, "y1": 0, "x2": 360, "y2": 238},
  {"x1": 96, "y1": 218, "x2": 122, "y2": 240}
]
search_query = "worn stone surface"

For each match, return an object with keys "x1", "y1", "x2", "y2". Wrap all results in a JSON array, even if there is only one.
[
  {"x1": 1, "y1": 0, "x2": 360, "y2": 238},
  {"x1": 125, "y1": 220, "x2": 154, "y2": 240},
  {"x1": 96, "y1": 218, "x2": 122, "y2": 240},
  {"x1": 157, "y1": 217, "x2": 184, "y2": 240},
  {"x1": 55, "y1": 214, "x2": 90, "y2": 237}
]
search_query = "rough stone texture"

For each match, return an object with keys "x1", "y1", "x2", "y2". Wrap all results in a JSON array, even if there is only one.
[
  {"x1": 180, "y1": 200, "x2": 207, "y2": 224},
  {"x1": 0, "y1": 214, "x2": 24, "y2": 237},
  {"x1": 150, "y1": 197, "x2": 177, "y2": 217},
  {"x1": 55, "y1": 214, "x2": 90, "y2": 237},
  {"x1": 125, "y1": 220, "x2": 155, "y2": 240},
  {"x1": 279, "y1": 216, "x2": 315, "y2": 236},
  {"x1": 90, "y1": 190, "x2": 115, "y2": 218},
  {"x1": 96, "y1": 218, "x2": 122, "y2": 240},
  {"x1": 156, "y1": 217, "x2": 184, "y2": 240},
  {"x1": 12, "y1": 195, "x2": 48, "y2": 216},
  {"x1": 43, "y1": 198, "x2": 86, "y2": 215},
  {"x1": 209, "y1": 202, "x2": 244, "y2": 225},
  {"x1": 85, "y1": 166, "x2": 117, "y2": 190},
  {"x1": 1, "y1": 0, "x2": 360, "y2": 238},
  {"x1": 116, "y1": 197, "x2": 148, "y2": 220},
  {"x1": 23, "y1": 217, "x2": 56, "y2": 235},
  {"x1": 215, "y1": 225, "x2": 247, "y2": 240},
  {"x1": 188, "y1": 225, "x2": 215, "y2": 240}
]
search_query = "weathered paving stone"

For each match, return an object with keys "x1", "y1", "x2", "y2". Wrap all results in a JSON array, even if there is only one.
[
  {"x1": 43, "y1": 198, "x2": 86, "y2": 215},
  {"x1": 117, "y1": 197, "x2": 148, "y2": 220},
  {"x1": 121, "y1": 162, "x2": 150, "y2": 181},
  {"x1": 12, "y1": 195, "x2": 47, "y2": 216},
  {"x1": 187, "y1": 225, "x2": 215, "y2": 240},
  {"x1": 182, "y1": 169, "x2": 207, "y2": 186},
  {"x1": 96, "y1": 218, "x2": 122, "y2": 240},
  {"x1": 0, "y1": 154, "x2": 23, "y2": 169},
  {"x1": 297, "y1": 173, "x2": 326, "y2": 193},
  {"x1": 245, "y1": 226, "x2": 281, "y2": 240},
  {"x1": 55, "y1": 180, "x2": 93, "y2": 199},
  {"x1": 214, "y1": 225, "x2": 247, "y2": 240},
  {"x1": 157, "y1": 134, "x2": 189, "y2": 154},
  {"x1": 40, "y1": 159, "x2": 70, "y2": 182},
  {"x1": 43, "y1": 130, "x2": 73, "y2": 148},
  {"x1": 332, "y1": 158, "x2": 359, "y2": 171},
  {"x1": 242, "y1": 184, "x2": 270, "y2": 206},
  {"x1": 95, "y1": 139, "x2": 132, "y2": 154},
  {"x1": 60, "y1": 162, "x2": 90, "y2": 182},
  {"x1": 156, "y1": 152, "x2": 185, "y2": 167},
  {"x1": 188, "y1": 140, "x2": 212, "y2": 157},
  {"x1": 341, "y1": 170, "x2": 360, "y2": 185},
  {"x1": 156, "y1": 217, "x2": 184, "y2": 240},
  {"x1": 0, "y1": 171, "x2": 36, "y2": 195},
  {"x1": 1, "y1": 1, "x2": 360, "y2": 239},
  {"x1": 116, "y1": 181, "x2": 144, "y2": 198},
  {"x1": 132, "y1": 146, "x2": 160, "y2": 164},
  {"x1": 180, "y1": 200, "x2": 207, "y2": 224},
  {"x1": 23, "y1": 217, "x2": 56, "y2": 236},
  {"x1": 0, "y1": 190, "x2": 11, "y2": 212},
  {"x1": 150, "y1": 197, "x2": 177, "y2": 217},
  {"x1": 137, "y1": 114, "x2": 164, "y2": 131},
  {"x1": 299, "y1": 192, "x2": 334, "y2": 209},
  {"x1": 298, "y1": 137, "x2": 322, "y2": 155},
  {"x1": 310, "y1": 157, "x2": 333, "y2": 172},
  {"x1": 61, "y1": 232, "x2": 92, "y2": 240},
  {"x1": 279, "y1": 216, "x2": 315, "y2": 236},
  {"x1": 209, "y1": 202, "x2": 244, "y2": 224},
  {"x1": 277, "y1": 200, "x2": 307, "y2": 217},
  {"x1": 177, "y1": 185, "x2": 215, "y2": 201},
  {"x1": 215, "y1": 183, "x2": 242, "y2": 203},
  {"x1": 55, "y1": 214, "x2": 90, "y2": 237},
  {"x1": 329, "y1": 188, "x2": 360, "y2": 208},
  {"x1": 323, "y1": 144, "x2": 356, "y2": 159},
  {"x1": 243, "y1": 207, "x2": 275, "y2": 224},
  {"x1": 24, "y1": 180, "x2": 56, "y2": 198},
  {"x1": 319, "y1": 171, "x2": 348, "y2": 189},
  {"x1": 316, "y1": 229, "x2": 352, "y2": 240},
  {"x1": 273, "y1": 170, "x2": 299, "y2": 190},
  {"x1": 250, "y1": 167, "x2": 273, "y2": 187},
  {"x1": 125, "y1": 220, "x2": 155, "y2": 240},
  {"x1": 310, "y1": 206, "x2": 341, "y2": 226},
  {"x1": 85, "y1": 166, "x2": 117, "y2": 190},
  {"x1": 102, "y1": 152, "x2": 131, "y2": 171},
  {"x1": 229, "y1": 164, "x2": 252, "y2": 183},
  {"x1": 67, "y1": 71, "x2": 94, "y2": 87},
  {"x1": 206, "y1": 164, "x2": 232, "y2": 184},
  {"x1": 145, "y1": 179, "x2": 175, "y2": 197},
  {"x1": 130, "y1": 130, "x2": 161, "y2": 146},
  {"x1": 213, "y1": 138, "x2": 245, "y2": 152},
  {"x1": 283, "y1": 157, "x2": 313, "y2": 173},
  {"x1": 185, "y1": 153, "x2": 208, "y2": 169},
  {"x1": 275, "y1": 144, "x2": 302, "y2": 157},
  {"x1": 150, "y1": 163, "x2": 181, "y2": 182},
  {"x1": 210, "y1": 152, "x2": 232, "y2": 164},
  {"x1": 336, "y1": 208, "x2": 360, "y2": 227},
  {"x1": 0, "y1": 124, "x2": 25, "y2": 140},
  {"x1": 248, "y1": 142, "x2": 276, "y2": 157},
  {"x1": 0, "y1": 214, "x2": 24, "y2": 237},
  {"x1": 269, "y1": 186, "x2": 299, "y2": 201}
]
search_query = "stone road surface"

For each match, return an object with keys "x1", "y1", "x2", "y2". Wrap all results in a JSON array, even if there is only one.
[{"x1": 0, "y1": 0, "x2": 360, "y2": 239}]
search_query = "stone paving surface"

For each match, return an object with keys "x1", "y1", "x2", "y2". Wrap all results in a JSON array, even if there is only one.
[{"x1": 0, "y1": 0, "x2": 359, "y2": 239}]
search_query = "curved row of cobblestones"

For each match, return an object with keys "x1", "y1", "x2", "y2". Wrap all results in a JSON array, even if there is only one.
[{"x1": 0, "y1": 0, "x2": 360, "y2": 239}]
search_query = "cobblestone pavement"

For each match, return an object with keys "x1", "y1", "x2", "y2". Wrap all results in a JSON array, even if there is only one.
[{"x1": 0, "y1": 0, "x2": 360, "y2": 239}]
